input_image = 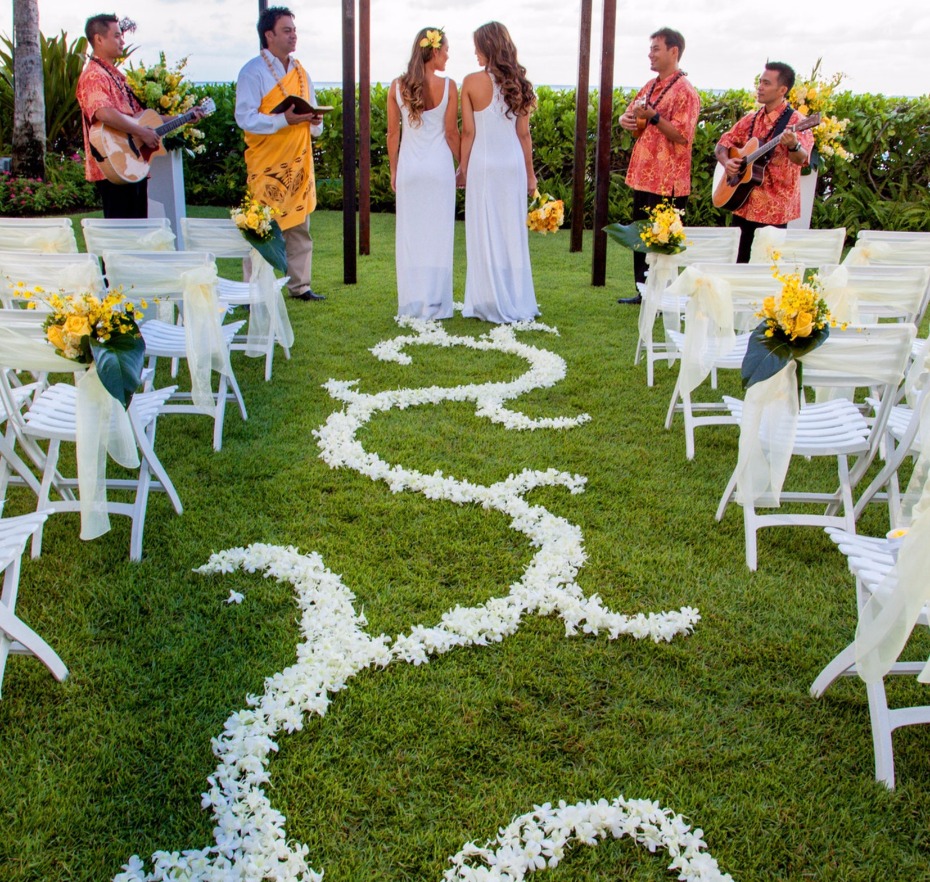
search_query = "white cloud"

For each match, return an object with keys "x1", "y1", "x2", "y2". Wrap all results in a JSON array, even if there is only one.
[{"x1": 27, "y1": 0, "x2": 930, "y2": 96}]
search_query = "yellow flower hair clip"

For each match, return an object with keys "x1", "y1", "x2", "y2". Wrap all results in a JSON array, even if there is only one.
[{"x1": 419, "y1": 28, "x2": 444, "y2": 50}]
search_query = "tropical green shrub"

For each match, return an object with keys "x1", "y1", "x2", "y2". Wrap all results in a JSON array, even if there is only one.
[
  {"x1": 0, "y1": 30, "x2": 89, "y2": 152},
  {"x1": 0, "y1": 151, "x2": 96, "y2": 214}
]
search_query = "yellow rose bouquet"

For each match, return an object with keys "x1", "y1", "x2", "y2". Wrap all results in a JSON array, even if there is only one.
[
  {"x1": 125, "y1": 53, "x2": 206, "y2": 154},
  {"x1": 23, "y1": 285, "x2": 146, "y2": 407},
  {"x1": 604, "y1": 200, "x2": 688, "y2": 255},
  {"x1": 526, "y1": 190, "x2": 565, "y2": 234},
  {"x1": 788, "y1": 59, "x2": 851, "y2": 170},
  {"x1": 741, "y1": 266, "x2": 835, "y2": 391},
  {"x1": 230, "y1": 193, "x2": 287, "y2": 274}
]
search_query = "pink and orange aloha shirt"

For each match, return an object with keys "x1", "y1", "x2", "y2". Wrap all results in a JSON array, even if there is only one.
[
  {"x1": 75, "y1": 58, "x2": 143, "y2": 182},
  {"x1": 625, "y1": 72, "x2": 700, "y2": 197},
  {"x1": 717, "y1": 104, "x2": 813, "y2": 224}
]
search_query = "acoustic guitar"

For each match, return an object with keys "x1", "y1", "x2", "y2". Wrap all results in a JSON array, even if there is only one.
[
  {"x1": 712, "y1": 112, "x2": 820, "y2": 211},
  {"x1": 88, "y1": 97, "x2": 216, "y2": 185}
]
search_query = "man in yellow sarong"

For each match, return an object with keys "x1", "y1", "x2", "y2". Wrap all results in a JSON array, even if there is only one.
[{"x1": 235, "y1": 6, "x2": 326, "y2": 301}]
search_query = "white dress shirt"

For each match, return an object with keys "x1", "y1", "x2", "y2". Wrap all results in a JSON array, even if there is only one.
[{"x1": 235, "y1": 49, "x2": 324, "y2": 138}]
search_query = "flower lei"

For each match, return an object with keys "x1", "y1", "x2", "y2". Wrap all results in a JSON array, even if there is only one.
[
  {"x1": 114, "y1": 315, "x2": 718, "y2": 882},
  {"x1": 420, "y1": 28, "x2": 444, "y2": 50}
]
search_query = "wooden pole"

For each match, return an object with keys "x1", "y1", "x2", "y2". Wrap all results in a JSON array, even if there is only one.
[
  {"x1": 569, "y1": 0, "x2": 592, "y2": 254},
  {"x1": 342, "y1": 0, "x2": 357, "y2": 283},
  {"x1": 358, "y1": 0, "x2": 370, "y2": 256},
  {"x1": 591, "y1": 0, "x2": 616, "y2": 286}
]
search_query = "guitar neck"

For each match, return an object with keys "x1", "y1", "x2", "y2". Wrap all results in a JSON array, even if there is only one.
[
  {"x1": 155, "y1": 110, "x2": 197, "y2": 137},
  {"x1": 744, "y1": 113, "x2": 821, "y2": 166}
]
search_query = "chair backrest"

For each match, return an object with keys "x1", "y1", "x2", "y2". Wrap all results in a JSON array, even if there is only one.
[
  {"x1": 800, "y1": 323, "x2": 916, "y2": 390},
  {"x1": 674, "y1": 227, "x2": 741, "y2": 267},
  {"x1": 0, "y1": 252, "x2": 106, "y2": 305},
  {"x1": 81, "y1": 218, "x2": 176, "y2": 255},
  {"x1": 749, "y1": 227, "x2": 846, "y2": 269},
  {"x1": 0, "y1": 309, "x2": 47, "y2": 336},
  {"x1": 855, "y1": 231, "x2": 930, "y2": 266},
  {"x1": 102, "y1": 251, "x2": 217, "y2": 301},
  {"x1": 179, "y1": 218, "x2": 251, "y2": 259},
  {"x1": 0, "y1": 217, "x2": 78, "y2": 254},
  {"x1": 693, "y1": 263, "x2": 793, "y2": 330},
  {"x1": 819, "y1": 264, "x2": 930, "y2": 324}
]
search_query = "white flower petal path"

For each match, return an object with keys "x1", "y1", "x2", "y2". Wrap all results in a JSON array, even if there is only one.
[{"x1": 114, "y1": 317, "x2": 725, "y2": 881}]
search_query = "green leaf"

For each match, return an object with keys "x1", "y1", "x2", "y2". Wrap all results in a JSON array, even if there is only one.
[
  {"x1": 241, "y1": 220, "x2": 288, "y2": 275},
  {"x1": 603, "y1": 220, "x2": 687, "y2": 255},
  {"x1": 89, "y1": 330, "x2": 145, "y2": 408},
  {"x1": 741, "y1": 321, "x2": 830, "y2": 390}
]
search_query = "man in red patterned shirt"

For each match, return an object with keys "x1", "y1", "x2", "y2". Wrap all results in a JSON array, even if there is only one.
[
  {"x1": 76, "y1": 14, "x2": 160, "y2": 218},
  {"x1": 715, "y1": 62, "x2": 813, "y2": 262},
  {"x1": 617, "y1": 27, "x2": 700, "y2": 304}
]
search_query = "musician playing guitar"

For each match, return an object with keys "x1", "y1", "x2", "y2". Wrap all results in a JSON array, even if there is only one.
[
  {"x1": 616, "y1": 28, "x2": 700, "y2": 304},
  {"x1": 714, "y1": 62, "x2": 813, "y2": 263},
  {"x1": 76, "y1": 13, "x2": 206, "y2": 219}
]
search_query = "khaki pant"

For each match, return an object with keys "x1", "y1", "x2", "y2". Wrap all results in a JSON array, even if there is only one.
[{"x1": 283, "y1": 219, "x2": 313, "y2": 295}]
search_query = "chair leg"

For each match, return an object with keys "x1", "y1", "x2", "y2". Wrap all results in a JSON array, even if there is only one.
[
  {"x1": 31, "y1": 439, "x2": 60, "y2": 559},
  {"x1": 743, "y1": 502, "x2": 758, "y2": 571},
  {"x1": 716, "y1": 470, "x2": 738, "y2": 522},
  {"x1": 227, "y1": 369, "x2": 248, "y2": 421},
  {"x1": 866, "y1": 678, "x2": 896, "y2": 788},
  {"x1": 664, "y1": 377, "x2": 680, "y2": 431},
  {"x1": 810, "y1": 641, "x2": 856, "y2": 698},
  {"x1": 213, "y1": 376, "x2": 228, "y2": 452},
  {"x1": 132, "y1": 410, "x2": 183, "y2": 516}
]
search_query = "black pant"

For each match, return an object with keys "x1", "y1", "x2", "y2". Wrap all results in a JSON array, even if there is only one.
[
  {"x1": 733, "y1": 214, "x2": 786, "y2": 263},
  {"x1": 96, "y1": 178, "x2": 148, "y2": 219},
  {"x1": 631, "y1": 190, "x2": 689, "y2": 285}
]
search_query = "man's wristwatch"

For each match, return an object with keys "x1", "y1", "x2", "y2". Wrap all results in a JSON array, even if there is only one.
[
  {"x1": 788, "y1": 142, "x2": 803, "y2": 152},
  {"x1": 649, "y1": 111, "x2": 661, "y2": 126}
]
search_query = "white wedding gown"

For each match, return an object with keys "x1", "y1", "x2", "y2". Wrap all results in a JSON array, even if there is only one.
[
  {"x1": 463, "y1": 73, "x2": 539, "y2": 324},
  {"x1": 395, "y1": 77, "x2": 455, "y2": 319}
]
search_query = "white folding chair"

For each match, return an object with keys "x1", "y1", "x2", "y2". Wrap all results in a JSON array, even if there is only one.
[
  {"x1": 811, "y1": 527, "x2": 930, "y2": 788},
  {"x1": 180, "y1": 217, "x2": 292, "y2": 381},
  {"x1": 0, "y1": 324, "x2": 183, "y2": 561},
  {"x1": 663, "y1": 264, "x2": 787, "y2": 460},
  {"x1": 81, "y1": 217, "x2": 176, "y2": 255},
  {"x1": 102, "y1": 251, "x2": 247, "y2": 451},
  {"x1": 0, "y1": 217, "x2": 78, "y2": 254},
  {"x1": 846, "y1": 230, "x2": 930, "y2": 327},
  {"x1": 0, "y1": 511, "x2": 68, "y2": 698},
  {"x1": 716, "y1": 323, "x2": 916, "y2": 569},
  {"x1": 749, "y1": 227, "x2": 846, "y2": 269},
  {"x1": 0, "y1": 251, "x2": 106, "y2": 306},
  {"x1": 636, "y1": 227, "x2": 741, "y2": 387},
  {"x1": 819, "y1": 264, "x2": 930, "y2": 326}
]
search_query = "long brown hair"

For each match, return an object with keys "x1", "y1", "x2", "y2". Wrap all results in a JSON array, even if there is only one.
[
  {"x1": 398, "y1": 27, "x2": 445, "y2": 126},
  {"x1": 473, "y1": 21, "x2": 535, "y2": 117}
]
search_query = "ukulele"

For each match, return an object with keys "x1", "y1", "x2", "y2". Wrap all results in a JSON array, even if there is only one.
[
  {"x1": 712, "y1": 112, "x2": 820, "y2": 211},
  {"x1": 88, "y1": 97, "x2": 216, "y2": 185}
]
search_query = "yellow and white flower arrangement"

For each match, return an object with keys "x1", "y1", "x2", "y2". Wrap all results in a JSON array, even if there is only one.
[
  {"x1": 741, "y1": 264, "x2": 838, "y2": 390},
  {"x1": 231, "y1": 193, "x2": 278, "y2": 241},
  {"x1": 604, "y1": 200, "x2": 689, "y2": 256},
  {"x1": 125, "y1": 53, "x2": 206, "y2": 154},
  {"x1": 788, "y1": 59, "x2": 851, "y2": 166},
  {"x1": 230, "y1": 193, "x2": 288, "y2": 273},
  {"x1": 21, "y1": 284, "x2": 146, "y2": 405},
  {"x1": 759, "y1": 267, "x2": 832, "y2": 343},
  {"x1": 526, "y1": 190, "x2": 565, "y2": 234}
]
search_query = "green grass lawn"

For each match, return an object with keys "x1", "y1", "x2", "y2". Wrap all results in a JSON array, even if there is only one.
[{"x1": 2, "y1": 209, "x2": 930, "y2": 881}]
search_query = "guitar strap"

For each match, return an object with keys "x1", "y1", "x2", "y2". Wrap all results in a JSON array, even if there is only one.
[{"x1": 749, "y1": 104, "x2": 794, "y2": 171}]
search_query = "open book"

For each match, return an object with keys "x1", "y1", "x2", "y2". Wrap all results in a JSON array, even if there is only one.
[{"x1": 270, "y1": 96, "x2": 334, "y2": 115}]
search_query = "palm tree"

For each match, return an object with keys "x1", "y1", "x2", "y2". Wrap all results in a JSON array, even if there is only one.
[{"x1": 12, "y1": 0, "x2": 46, "y2": 178}]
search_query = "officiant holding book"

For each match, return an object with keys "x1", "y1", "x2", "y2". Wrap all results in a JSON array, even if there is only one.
[{"x1": 235, "y1": 6, "x2": 328, "y2": 300}]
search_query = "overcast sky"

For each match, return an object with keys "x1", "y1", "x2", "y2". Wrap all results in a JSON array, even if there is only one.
[{"x1": 24, "y1": 0, "x2": 930, "y2": 97}]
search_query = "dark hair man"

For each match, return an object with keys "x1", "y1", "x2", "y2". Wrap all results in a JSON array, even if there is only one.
[
  {"x1": 715, "y1": 62, "x2": 812, "y2": 262},
  {"x1": 617, "y1": 27, "x2": 700, "y2": 304}
]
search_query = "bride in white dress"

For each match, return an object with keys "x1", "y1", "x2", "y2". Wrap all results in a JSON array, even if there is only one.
[
  {"x1": 460, "y1": 21, "x2": 539, "y2": 324},
  {"x1": 387, "y1": 27, "x2": 460, "y2": 320}
]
